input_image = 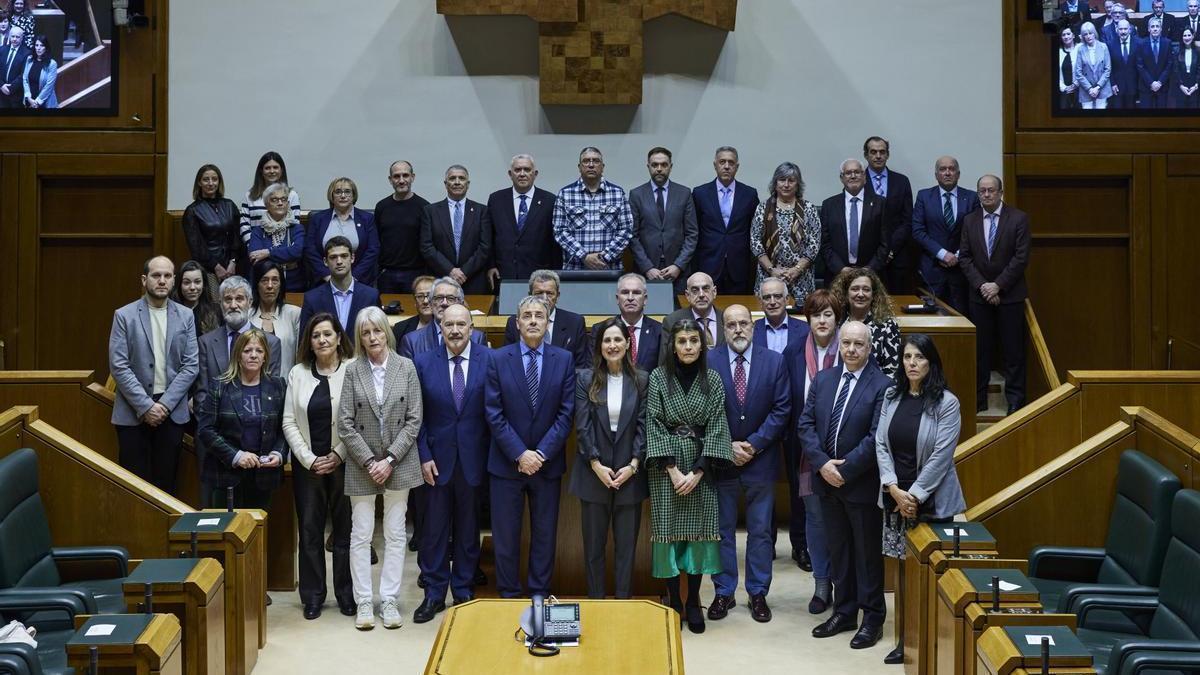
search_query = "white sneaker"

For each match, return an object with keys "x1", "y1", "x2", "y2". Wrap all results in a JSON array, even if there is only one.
[
  {"x1": 380, "y1": 599, "x2": 403, "y2": 629},
  {"x1": 355, "y1": 602, "x2": 375, "y2": 630}
]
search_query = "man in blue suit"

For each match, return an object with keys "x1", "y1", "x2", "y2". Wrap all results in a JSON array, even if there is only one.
[
  {"x1": 614, "y1": 273, "x2": 662, "y2": 371},
  {"x1": 1135, "y1": 16, "x2": 1172, "y2": 108},
  {"x1": 753, "y1": 278, "x2": 812, "y2": 568},
  {"x1": 1106, "y1": 18, "x2": 1141, "y2": 107},
  {"x1": 298, "y1": 236, "x2": 381, "y2": 337},
  {"x1": 399, "y1": 277, "x2": 487, "y2": 358},
  {"x1": 799, "y1": 321, "x2": 891, "y2": 649},
  {"x1": 707, "y1": 305, "x2": 791, "y2": 624},
  {"x1": 911, "y1": 156, "x2": 980, "y2": 315},
  {"x1": 691, "y1": 146, "x2": 761, "y2": 294},
  {"x1": 413, "y1": 304, "x2": 492, "y2": 622},
  {"x1": 485, "y1": 296, "x2": 576, "y2": 598}
]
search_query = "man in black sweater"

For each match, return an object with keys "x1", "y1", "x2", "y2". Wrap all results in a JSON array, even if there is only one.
[{"x1": 375, "y1": 160, "x2": 431, "y2": 293}]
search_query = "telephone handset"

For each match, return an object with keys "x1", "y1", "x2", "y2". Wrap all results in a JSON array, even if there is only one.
[{"x1": 517, "y1": 594, "x2": 580, "y2": 657}]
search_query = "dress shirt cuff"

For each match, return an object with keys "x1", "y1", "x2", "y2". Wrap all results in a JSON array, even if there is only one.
[
  {"x1": 535, "y1": 449, "x2": 547, "y2": 461},
  {"x1": 233, "y1": 450, "x2": 245, "y2": 467},
  {"x1": 937, "y1": 248, "x2": 949, "y2": 261}
]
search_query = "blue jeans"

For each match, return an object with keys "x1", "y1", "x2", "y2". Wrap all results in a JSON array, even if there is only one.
[
  {"x1": 713, "y1": 477, "x2": 775, "y2": 597},
  {"x1": 803, "y1": 493, "x2": 831, "y2": 581}
]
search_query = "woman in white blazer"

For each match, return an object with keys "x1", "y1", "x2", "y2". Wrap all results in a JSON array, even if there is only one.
[
  {"x1": 250, "y1": 260, "x2": 302, "y2": 374},
  {"x1": 282, "y1": 310, "x2": 354, "y2": 621}
]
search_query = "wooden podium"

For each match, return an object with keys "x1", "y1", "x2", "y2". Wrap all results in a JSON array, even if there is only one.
[
  {"x1": 123, "y1": 557, "x2": 226, "y2": 675},
  {"x1": 424, "y1": 599, "x2": 683, "y2": 674},
  {"x1": 67, "y1": 614, "x2": 183, "y2": 675},
  {"x1": 976, "y1": 625, "x2": 1096, "y2": 675}
]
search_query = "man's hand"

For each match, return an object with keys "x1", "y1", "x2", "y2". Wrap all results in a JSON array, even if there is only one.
[
  {"x1": 237, "y1": 453, "x2": 260, "y2": 469},
  {"x1": 663, "y1": 265, "x2": 682, "y2": 280},
  {"x1": 1112, "y1": 84, "x2": 1120, "y2": 95},
  {"x1": 980, "y1": 282, "x2": 1001, "y2": 302},
  {"x1": 646, "y1": 268, "x2": 664, "y2": 280},
  {"x1": 942, "y1": 252, "x2": 958, "y2": 266},
  {"x1": 258, "y1": 454, "x2": 282, "y2": 469},
  {"x1": 368, "y1": 459, "x2": 393, "y2": 485},
  {"x1": 0, "y1": 84, "x2": 10, "y2": 95},
  {"x1": 819, "y1": 459, "x2": 846, "y2": 487},
  {"x1": 517, "y1": 450, "x2": 543, "y2": 475},
  {"x1": 583, "y1": 253, "x2": 607, "y2": 270},
  {"x1": 731, "y1": 441, "x2": 755, "y2": 466},
  {"x1": 488, "y1": 268, "x2": 500, "y2": 289},
  {"x1": 1151, "y1": 81, "x2": 1162, "y2": 92},
  {"x1": 450, "y1": 268, "x2": 467, "y2": 284},
  {"x1": 421, "y1": 460, "x2": 439, "y2": 486}
]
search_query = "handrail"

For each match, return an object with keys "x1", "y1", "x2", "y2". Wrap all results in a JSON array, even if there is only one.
[
  {"x1": 955, "y1": 383, "x2": 1076, "y2": 463},
  {"x1": 0, "y1": 370, "x2": 96, "y2": 384},
  {"x1": 1025, "y1": 298, "x2": 1060, "y2": 389},
  {"x1": 1067, "y1": 370, "x2": 1200, "y2": 384}
]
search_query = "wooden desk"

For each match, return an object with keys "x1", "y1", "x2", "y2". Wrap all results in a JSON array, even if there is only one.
[
  {"x1": 976, "y1": 625, "x2": 1096, "y2": 675},
  {"x1": 425, "y1": 599, "x2": 683, "y2": 674},
  {"x1": 124, "y1": 558, "x2": 226, "y2": 675},
  {"x1": 936, "y1": 568, "x2": 1043, "y2": 675},
  {"x1": 68, "y1": 613, "x2": 183, "y2": 675}
]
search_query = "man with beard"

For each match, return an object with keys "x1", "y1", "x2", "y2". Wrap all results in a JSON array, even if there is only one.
[
  {"x1": 628, "y1": 147, "x2": 698, "y2": 293},
  {"x1": 109, "y1": 256, "x2": 199, "y2": 494}
]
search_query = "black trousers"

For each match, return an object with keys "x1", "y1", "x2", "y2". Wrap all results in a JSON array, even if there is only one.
[
  {"x1": 376, "y1": 268, "x2": 422, "y2": 294},
  {"x1": 773, "y1": 438, "x2": 807, "y2": 552},
  {"x1": 580, "y1": 499, "x2": 642, "y2": 599},
  {"x1": 820, "y1": 492, "x2": 885, "y2": 628},
  {"x1": 716, "y1": 266, "x2": 753, "y2": 295},
  {"x1": 115, "y1": 416, "x2": 184, "y2": 495},
  {"x1": 293, "y1": 461, "x2": 352, "y2": 607},
  {"x1": 209, "y1": 480, "x2": 273, "y2": 511},
  {"x1": 970, "y1": 300, "x2": 1026, "y2": 408},
  {"x1": 926, "y1": 268, "x2": 970, "y2": 318}
]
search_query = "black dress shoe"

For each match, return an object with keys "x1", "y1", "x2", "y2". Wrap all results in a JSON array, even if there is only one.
[
  {"x1": 452, "y1": 593, "x2": 475, "y2": 605},
  {"x1": 265, "y1": 593, "x2": 272, "y2": 606},
  {"x1": 473, "y1": 568, "x2": 488, "y2": 586},
  {"x1": 884, "y1": 641, "x2": 904, "y2": 664},
  {"x1": 408, "y1": 537, "x2": 420, "y2": 552},
  {"x1": 749, "y1": 594, "x2": 772, "y2": 623},
  {"x1": 325, "y1": 534, "x2": 334, "y2": 553},
  {"x1": 303, "y1": 604, "x2": 321, "y2": 620},
  {"x1": 850, "y1": 624, "x2": 884, "y2": 649},
  {"x1": 417, "y1": 574, "x2": 427, "y2": 589},
  {"x1": 338, "y1": 602, "x2": 356, "y2": 617},
  {"x1": 706, "y1": 594, "x2": 735, "y2": 620},
  {"x1": 685, "y1": 605, "x2": 705, "y2": 634},
  {"x1": 796, "y1": 548, "x2": 812, "y2": 572},
  {"x1": 1006, "y1": 403, "x2": 1021, "y2": 415},
  {"x1": 413, "y1": 598, "x2": 446, "y2": 624},
  {"x1": 812, "y1": 613, "x2": 858, "y2": 638}
]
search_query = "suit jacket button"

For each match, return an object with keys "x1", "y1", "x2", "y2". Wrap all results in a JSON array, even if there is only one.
[{"x1": 740, "y1": 415, "x2": 745, "y2": 421}]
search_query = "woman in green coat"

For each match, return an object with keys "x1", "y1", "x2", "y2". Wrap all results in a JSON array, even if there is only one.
[{"x1": 645, "y1": 318, "x2": 733, "y2": 634}]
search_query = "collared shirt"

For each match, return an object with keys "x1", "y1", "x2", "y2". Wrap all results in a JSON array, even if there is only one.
[
  {"x1": 727, "y1": 344, "x2": 753, "y2": 379},
  {"x1": 803, "y1": 342, "x2": 838, "y2": 401},
  {"x1": 551, "y1": 177, "x2": 634, "y2": 270},
  {"x1": 764, "y1": 317, "x2": 789, "y2": 354},
  {"x1": 937, "y1": 187, "x2": 961, "y2": 260},
  {"x1": 647, "y1": 180, "x2": 669, "y2": 209},
  {"x1": 623, "y1": 316, "x2": 643, "y2": 334},
  {"x1": 546, "y1": 308, "x2": 557, "y2": 345},
  {"x1": 692, "y1": 308, "x2": 717, "y2": 347},
  {"x1": 714, "y1": 178, "x2": 735, "y2": 226},
  {"x1": 512, "y1": 187, "x2": 535, "y2": 222},
  {"x1": 447, "y1": 196, "x2": 466, "y2": 221},
  {"x1": 325, "y1": 210, "x2": 359, "y2": 252},
  {"x1": 831, "y1": 363, "x2": 865, "y2": 451},
  {"x1": 868, "y1": 167, "x2": 889, "y2": 197},
  {"x1": 446, "y1": 341, "x2": 471, "y2": 382},
  {"x1": 981, "y1": 202, "x2": 1005, "y2": 248},
  {"x1": 843, "y1": 189, "x2": 865, "y2": 263},
  {"x1": 370, "y1": 354, "x2": 389, "y2": 406},
  {"x1": 331, "y1": 280, "x2": 356, "y2": 332}
]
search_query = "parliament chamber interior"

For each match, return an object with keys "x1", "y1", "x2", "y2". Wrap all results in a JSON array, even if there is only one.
[{"x1": 2, "y1": 1, "x2": 1200, "y2": 673}]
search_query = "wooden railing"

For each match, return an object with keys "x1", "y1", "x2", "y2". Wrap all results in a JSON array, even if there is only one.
[
  {"x1": 1024, "y1": 298, "x2": 1060, "y2": 400},
  {"x1": 56, "y1": 41, "x2": 110, "y2": 104}
]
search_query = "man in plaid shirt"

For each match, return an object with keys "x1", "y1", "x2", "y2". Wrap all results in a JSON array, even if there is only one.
[{"x1": 552, "y1": 147, "x2": 635, "y2": 270}]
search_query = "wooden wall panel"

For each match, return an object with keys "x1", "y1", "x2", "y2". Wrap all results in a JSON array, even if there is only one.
[
  {"x1": 41, "y1": 176, "x2": 155, "y2": 236},
  {"x1": 1079, "y1": 383, "x2": 1200, "y2": 438},
  {"x1": 1160, "y1": 175, "x2": 1200, "y2": 369}
]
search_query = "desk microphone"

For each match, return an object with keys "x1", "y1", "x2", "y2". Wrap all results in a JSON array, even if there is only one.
[
  {"x1": 952, "y1": 525, "x2": 961, "y2": 557},
  {"x1": 89, "y1": 646, "x2": 98, "y2": 675},
  {"x1": 991, "y1": 575, "x2": 1000, "y2": 612},
  {"x1": 226, "y1": 487, "x2": 235, "y2": 513},
  {"x1": 143, "y1": 584, "x2": 154, "y2": 614},
  {"x1": 1040, "y1": 636, "x2": 1051, "y2": 674}
]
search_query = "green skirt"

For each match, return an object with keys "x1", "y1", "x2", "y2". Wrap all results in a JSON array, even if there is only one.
[{"x1": 651, "y1": 541, "x2": 722, "y2": 578}]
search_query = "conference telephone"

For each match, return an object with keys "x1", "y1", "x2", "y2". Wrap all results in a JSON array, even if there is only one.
[{"x1": 517, "y1": 595, "x2": 580, "y2": 656}]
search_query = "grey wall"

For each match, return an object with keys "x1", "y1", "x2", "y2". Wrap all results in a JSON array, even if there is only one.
[{"x1": 168, "y1": 0, "x2": 1001, "y2": 209}]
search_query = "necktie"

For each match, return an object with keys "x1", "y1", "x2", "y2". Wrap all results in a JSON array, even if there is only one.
[
  {"x1": 1122, "y1": 41, "x2": 1128, "y2": 60},
  {"x1": 825, "y1": 372, "x2": 855, "y2": 456},
  {"x1": 733, "y1": 354, "x2": 747, "y2": 406},
  {"x1": 517, "y1": 194, "x2": 528, "y2": 232},
  {"x1": 451, "y1": 355, "x2": 465, "y2": 413},
  {"x1": 525, "y1": 349, "x2": 540, "y2": 407},
  {"x1": 873, "y1": 173, "x2": 885, "y2": 196},
  {"x1": 627, "y1": 324, "x2": 639, "y2": 364},
  {"x1": 1153, "y1": 40, "x2": 1159, "y2": 61},
  {"x1": 848, "y1": 196, "x2": 860, "y2": 260},
  {"x1": 452, "y1": 202, "x2": 463, "y2": 256},
  {"x1": 655, "y1": 186, "x2": 665, "y2": 221},
  {"x1": 704, "y1": 317, "x2": 714, "y2": 347},
  {"x1": 943, "y1": 192, "x2": 955, "y2": 227},
  {"x1": 719, "y1": 187, "x2": 732, "y2": 227},
  {"x1": 986, "y1": 213, "x2": 999, "y2": 258},
  {"x1": 228, "y1": 331, "x2": 238, "y2": 359},
  {"x1": 4, "y1": 49, "x2": 14, "y2": 79}
]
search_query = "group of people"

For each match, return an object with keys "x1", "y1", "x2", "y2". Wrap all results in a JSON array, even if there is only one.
[
  {"x1": 0, "y1": 0, "x2": 58, "y2": 110},
  {"x1": 1059, "y1": 0, "x2": 1200, "y2": 109}
]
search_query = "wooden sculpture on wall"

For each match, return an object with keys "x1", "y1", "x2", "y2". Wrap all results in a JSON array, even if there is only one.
[{"x1": 437, "y1": 0, "x2": 738, "y2": 105}]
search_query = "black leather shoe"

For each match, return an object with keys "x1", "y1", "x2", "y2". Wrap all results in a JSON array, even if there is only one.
[
  {"x1": 795, "y1": 548, "x2": 812, "y2": 572},
  {"x1": 976, "y1": 400, "x2": 987, "y2": 413},
  {"x1": 685, "y1": 605, "x2": 705, "y2": 634},
  {"x1": 370, "y1": 545, "x2": 379, "y2": 565},
  {"x1": 808, "y1": 593, "x2": 828, "y2": 614},
  {"x1": 749, "y1": 594, "x2": 772, "y2": 623},
  {"x1": 302, "y1": 603, "x2": 321, "y2": 620},
  {"x1": 265, "y1": 593, "x2": 272, "y2": 606},
  {"x1": 325, "y1": 534, "x2": 334, "y2": 553},
  {"x1": 812, "y1": 613, "x2": 858, "y2": 638},
  {"x1": 1006, "y1": 403, "x2": 1021, "y2": 415},
  {"x1": 338, "y1": 602, "x2": 356, "y2": 617},
  {"x1": 850, "y1": 624, "x2": 883, "y2": 649},
  {"x1": 408, "y1": 537, "x2": 420, "y2": 552},
  {"x1": 417, "y1": 574, "x2": 427, "y2": 589},
  {"x1": 884, "y1": 641, "x2": 904, "y2": 664},
  {"x1": 452, "y1": 593, "x2": 475, "y2": 605},
  {"x1": 473, "y1": 568, "x2": 488, "y2": 586},
  {"x1": 706, "y1": 594, "x2": 735, "y2": 620},
  {"x1": 413, "y1": 598, "x2": 446, "y2": 624}
]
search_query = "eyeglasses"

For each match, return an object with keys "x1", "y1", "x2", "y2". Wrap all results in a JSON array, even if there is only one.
[
  {"x1": 332, "y1": 189, "x2": 354, "y2": 196},
  {"x1": 759, "y1": 293, "x2": 786, "y2": 301},
  {"x1": 267, "y1": 196, "x2": 289, "y2": 204},
  {"x1": 580, "y1": 158, "x2": 603, "y2": 165},
  {"x1": 842, "y1": 170, "x2": 864, "y2": 177},
  {"x1": 432, "y1": 294, "x2": 459, "y2": 304}
]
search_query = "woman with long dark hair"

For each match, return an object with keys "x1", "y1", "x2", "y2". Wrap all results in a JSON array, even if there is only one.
[
  {"x1": 239, "y1": 151, "x2": 300, "y2": 258},
  {"x1": 875, "y1": 333, "x2": 966, "y2": 664},
  {"x1": 567, "y1": 317, "x2": 649, "y2": 599},
  {"x1": 21, "y1": 33, "x2": 56, "y2": 108},
  {"x1": 749, "y1": 162, "x2": 822, "y2": 305},
  {"x1": 249, "y1": 260, "x2": 302, "y2": 373},
  {"x1": 182, "y1": 164, "x2": 240, "y2": 284},
  {"x1": 644, "y1": 319, "x2": 732, "y2": 634},
  {"x1": 170, "y1": 259, "x2": 222, "y2": 338}
]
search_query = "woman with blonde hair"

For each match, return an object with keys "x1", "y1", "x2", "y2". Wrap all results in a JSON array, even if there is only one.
[{"x1": 306, "y1": 177, "x2": 380, "y2": 286}]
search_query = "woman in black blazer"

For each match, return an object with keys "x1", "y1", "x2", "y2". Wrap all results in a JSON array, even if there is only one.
[
  {"x1": 197, "y1": 328, "x2": 287, "y2": 509},
  {"x1": 1172, "y1": 27, "x2": 1200, "y2": 108},
  {"x1": 567, "y1": 317, "x2": 649, "y2": 599}
]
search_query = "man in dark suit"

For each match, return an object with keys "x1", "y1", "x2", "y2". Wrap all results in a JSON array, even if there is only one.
[
  {"x1": 0, "y1": 27, "x2": 30, "y2": 108},
  {"x1": 660, "y1": 272, "x2": 725, "y2": 361},
  {"x1": 706, "y1": 305, "x2": 790, "y2": 624},
  {"x1": 503, "y1": 270, "x2": 589, "y2": 369},
  {"x1": 1139, "y1": 0, "x2": 1179, "y2": 39},
  {"x1": 798, "y1": 321, "x2": 891, "y2": 649},
  {"x1": 959, "y1": 175, "x2": 1031, "y2": 415},
  {"x1": 863, "y1": 137, "x2": 915, "y2": 294},
  {"x1": 1136, "y1": 16, "x2": 1173, "y2": 108},
  {"x1": 419, "y1": 165, "x2": 493, "y2": 295},
  {"x1": 1106, "y1": 18, "x2": 1141, "y2": 107},
  {"x1": 298, "y1": 236, "x2": 382, "y2": 339},
  {"x1": 614, "y1": 273, "x2": 663, "y2": 371},
  {"x1": 691, "y1": 146, "x2": 761, "y2": 294},
  {"x1": 412, "y1": 304, "x2": 492, "y2": 622},
  {"x1": 753, "y1": 278, "x2": 812, "y2": 568},
  {"x1": 390, "y1": 274, "x2": 436, "y2": 347},
  {"x1": 1184, "y1": 0, "x2": 1200, "y2": 42},
  {"x1": 911, "y1": 156, "x2": 980, "y2": 315},
  {"x1": 1101, "y1": 2, "x2": 1127, "y2": 42},
  {"x1": 628, "y1": 147, "x2": 698, "y2": 293},
  {"x1": 486, "y1": 154, "x2": 560, "y2": 286},
  {"x1": 821, "y1": 159, "x2": 889, "y2": 280},
  {"x1": 485, "y1": 296, "x2": 576, "y2": 598},
  {"x1": 400, "y1": 277, "x2": 488, "y2": 358}
]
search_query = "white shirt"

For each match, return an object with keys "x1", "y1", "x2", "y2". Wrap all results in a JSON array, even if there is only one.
[
  {"x1": 843, "y1": 189, "x2": 865, "y2": 264},
  {"x1": 981, "y1": 202, "x2": 1005, "y2": 248},
  {"x1": 728, "y1": 345, "x2": 752, "y2": 381},
  {"x1": 546, "y1": 308, "x2": 557, "y2": 344},
  {"x1": 370, "y1": 355, "x2": 389, "y2": 406},
  {"x1": 446, "y1": 342, "x2": 472, "y2": 383},
  {"x1": 511, "y1": 187, "x2": 535, "y2": 222},
  {"x1": 936, "y1": 187, "x2": 960, "y2": 261},
  {"x1": 803, "y1": 342, "x2": 838, "y2": 401},
  {"x1": 1059, "y1": 44, "x2": 1078, "y2": 92},
  {"x1": 831, "y1": 363, "x2": 865, "y2": 454},
  {"x1": 606, "y1": 373, "x2": 623, "y2": 433}
]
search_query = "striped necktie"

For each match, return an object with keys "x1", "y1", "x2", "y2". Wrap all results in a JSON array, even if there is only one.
[
  {"x1": 825, "y1": 372, "x2": 855, "y2": 456},
  {"x1": 986, "y1": 213, "x2": 999, "y2": 258},
  {"x1": 525, "y1": 349, "x2": 540, "y2": 407},
  {"x1": 451, "y1": 355, "x2": 465, "y2": 412},
  {"x1": 943, "y1": 193, "x2": 954, "y2": 227}
]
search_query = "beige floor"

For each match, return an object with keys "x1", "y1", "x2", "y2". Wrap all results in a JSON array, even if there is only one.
[{"x1": 254, "y1": 531, "x2": 897, "y2": 674}]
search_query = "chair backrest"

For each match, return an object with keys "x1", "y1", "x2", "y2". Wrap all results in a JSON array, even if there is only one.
[
  {"x1": 1097, "y1": 450, "x2": 1181, "y2": 587},
  {"x1": 0, "y1": 449, "x2": 60, "y2": 589},
  {"x1": 1149, "y1": 489, "x2": 1200, "y2": 640}
]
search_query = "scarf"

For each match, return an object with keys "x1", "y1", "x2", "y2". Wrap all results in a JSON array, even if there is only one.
[
  {"x1": 804, "y1": 328, "x2": 839, "y2": 382},
  {"x1": 259, "y1": 214, "x2": 291, "y2": 248}
]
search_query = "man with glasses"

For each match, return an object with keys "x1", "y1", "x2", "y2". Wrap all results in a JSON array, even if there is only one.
[
  {"x1": 551, "y1": 147, "x2": 634, "y2": 271},
  {"x1": 820, "y1": 159, "x2": 889, "y2": 280},
  {"x1": 420, "y1": 165, "x2": 493, "y2": 294},
  {"x1": 659, "y1": 272, "x2": 725, "y2": 362},
  {"x1": 400, "y1": 276, "x2": 488, "y2": 358},
  {"x1": 614, "y1": 272, "x2": 662, "y2": 370},
  {"x1": 503, "y1": 269, "x2": 590, "y2": 368},
  {"x1": 391, "y1": 275, "x2": 437, "y2": 347}
]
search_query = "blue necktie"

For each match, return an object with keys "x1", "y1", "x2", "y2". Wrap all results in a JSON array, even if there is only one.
[
  {"x1": 525, "y1": 349, "x2": 540, "y2": 408},
  {"x1": 1153, "y1": 40, "x2": 1159, "y2": 61},
  {"x1": 986, "y1": 213, "x2": 999, "y2": 258},
  {"x1": 719, "y1": 187, "x2": 732, "y2": 227},
  {"x1": 873, "y1": 173, "x2": 885, "y2": 196},
  {"x1": 825, "y1": 372, "x2": 855, "y2": 457},
  {"x1": 943, "y1": 193, "x2": 954, "y2": 228},
  {"x1": 452, "y1": 201, "x2": 463, "y2": 256},
  {"x1": 451, "y1": 355, "x2": 465, "y2": 413},
  {"x1": 848, "y1": 196, "x2": 860, "y2": 261},
  {"x1": 517, "y1": 194, "x2": 528, "y2": 232}
]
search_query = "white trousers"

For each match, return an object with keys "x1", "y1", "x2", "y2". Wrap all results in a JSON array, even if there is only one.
[
  {"x1": 1081, "y1": 98, "x2": 1108, "y2": 109},
  {"x1": 350, "y1": 489, "x2": 409, "y2": 605}
]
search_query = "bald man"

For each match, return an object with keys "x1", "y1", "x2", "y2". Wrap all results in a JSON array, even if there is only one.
[{"x1": 659, "y1": 272, "x2": 724, "y2": 363}]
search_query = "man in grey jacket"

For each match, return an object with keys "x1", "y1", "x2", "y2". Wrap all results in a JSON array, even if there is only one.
[
  {"x1": 109, "y1": 256, "x2": 199, "y2": 494},
  {"x1": 628, "y1": 147, "x2": 698, "y2": 293}
]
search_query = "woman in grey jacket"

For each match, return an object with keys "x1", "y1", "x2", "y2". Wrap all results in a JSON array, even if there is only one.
[{"x1": 875, "y1": 333, "x2": 966, "y2": 664}]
